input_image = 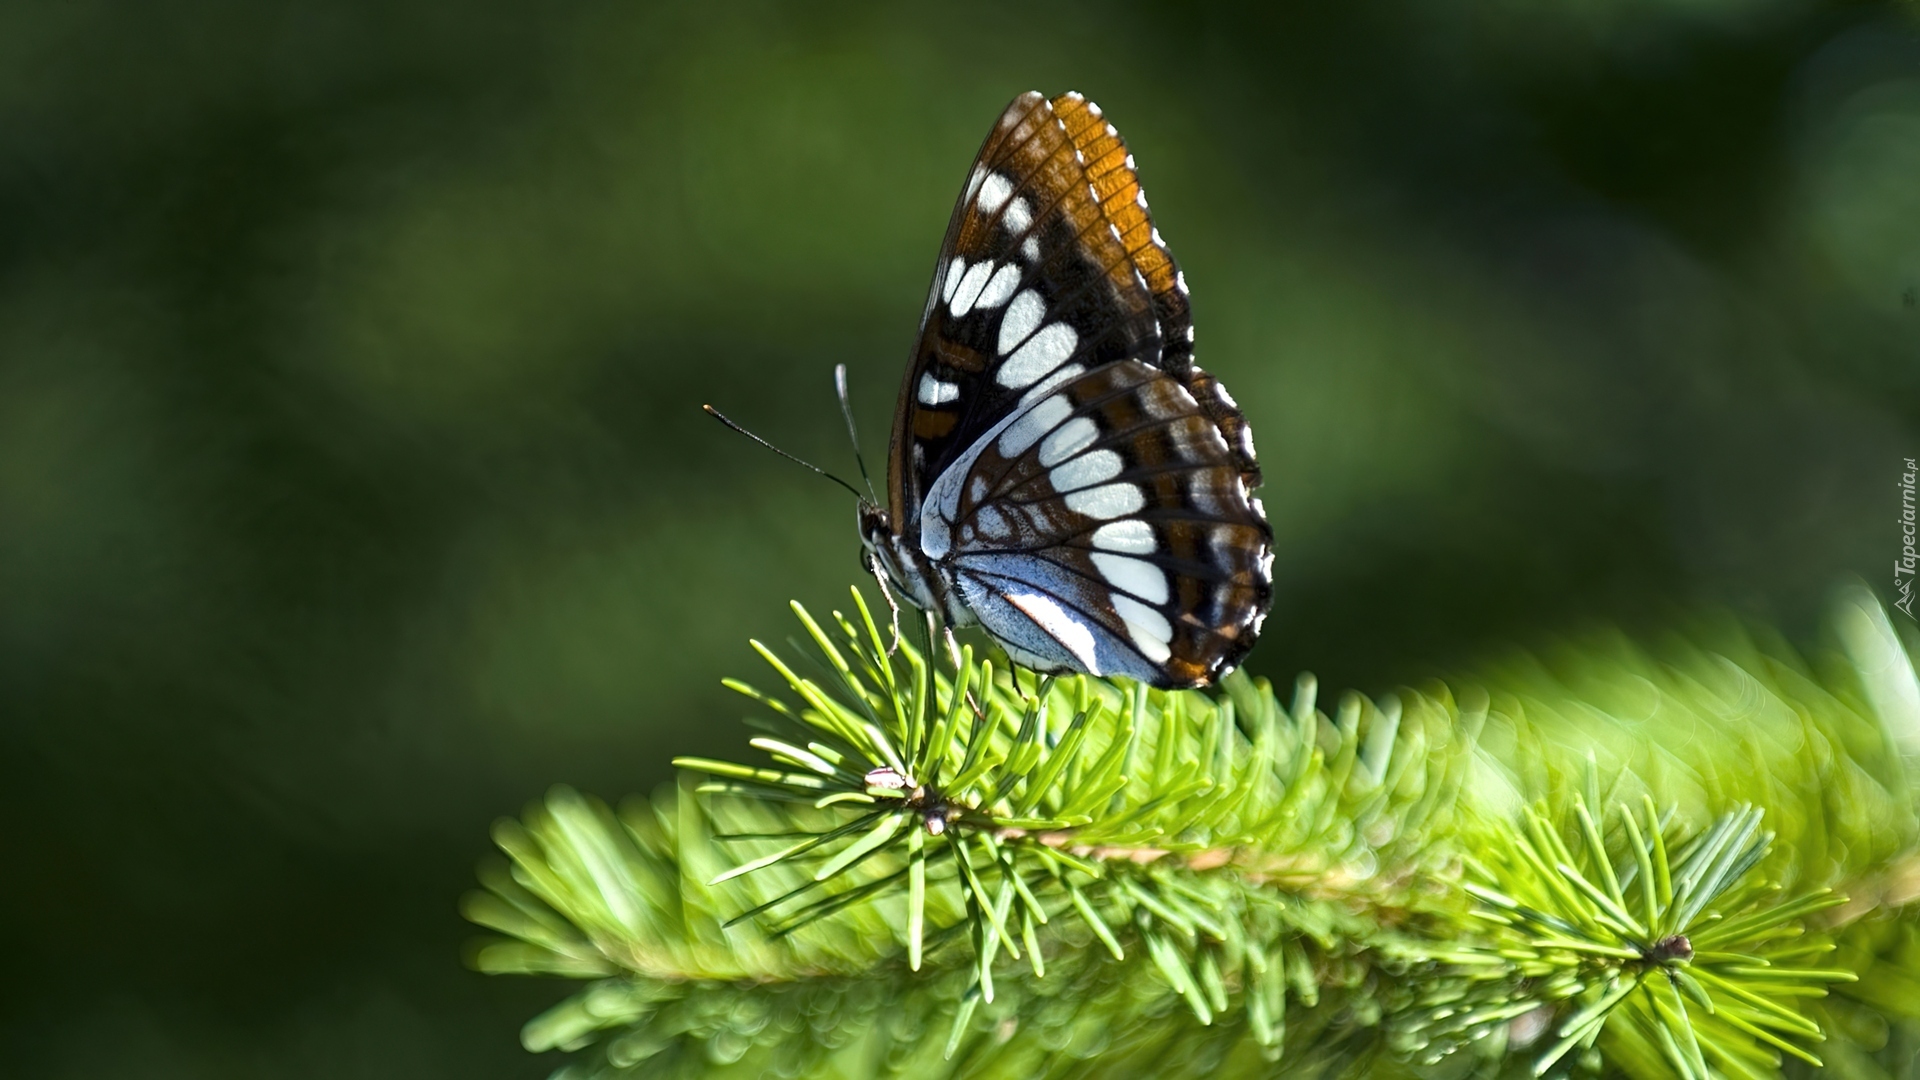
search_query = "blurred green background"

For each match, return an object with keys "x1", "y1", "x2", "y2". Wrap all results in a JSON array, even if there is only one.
[{"x1": 2, "y1": 0, "x2": 1917, "y2": 1075}]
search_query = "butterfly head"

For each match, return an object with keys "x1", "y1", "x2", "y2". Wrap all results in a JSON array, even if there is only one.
[
  {"x1": 856, "y1": 499, "x2": 890, "y2": 567},
  {"x1": 858, "y1": 500, "x2": 946, "y2": 618}
]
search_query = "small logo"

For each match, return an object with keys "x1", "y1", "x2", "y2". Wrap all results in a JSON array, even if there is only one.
[{"x1": 1899, "y1": 457, "x2": 1917, "y2": 620}]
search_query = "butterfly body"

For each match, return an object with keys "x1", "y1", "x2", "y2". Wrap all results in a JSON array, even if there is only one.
[{"x1": 864, "y1": 91, "x2": 1273, "y2": 689}]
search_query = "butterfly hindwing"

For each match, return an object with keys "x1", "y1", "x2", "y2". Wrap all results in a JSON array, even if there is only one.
[{"x1": 916, "y1": 360, "x2": 1270, "y2": 684}]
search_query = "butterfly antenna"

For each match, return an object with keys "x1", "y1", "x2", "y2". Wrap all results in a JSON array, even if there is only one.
[
  {"x1": 702, "y1": 404, "x2": 866, "y2": 501},
  {"x1": 833, "y1": 364, "x2": 878, "y2": 502}
]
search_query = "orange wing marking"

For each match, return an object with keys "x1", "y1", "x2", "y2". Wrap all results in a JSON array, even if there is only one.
[{"x1": 1051, "y1": 92, "x2": 1178, "y2": 298}]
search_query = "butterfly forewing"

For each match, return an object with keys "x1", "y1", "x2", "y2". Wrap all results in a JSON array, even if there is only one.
[
  {"x1": 880, "y1": 91, "x2": 1273, "y2": 688},
  {"x1": 893, "y1": 93, "x2": 1155, "y2": 519}
]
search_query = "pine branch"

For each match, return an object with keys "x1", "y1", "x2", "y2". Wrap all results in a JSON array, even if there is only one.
[{"x1": 463, "y1": 585, "x2": 1920, "y2": 1079}]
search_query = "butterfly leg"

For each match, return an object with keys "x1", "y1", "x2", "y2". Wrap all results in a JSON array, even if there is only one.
[
  {"x1": 863, "y1": 550, "x2": 905, "y2": 656},
  {"x1": 936, "y1": 621, "x2": 994, "y2": 724}
]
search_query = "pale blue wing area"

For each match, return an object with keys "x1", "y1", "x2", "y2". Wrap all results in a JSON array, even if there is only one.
[{"x1": 953, "y1": 554, "x2": 1163, "y2": 683}]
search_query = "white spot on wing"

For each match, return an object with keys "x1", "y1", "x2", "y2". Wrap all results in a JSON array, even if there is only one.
[
  {"x1": 998, "y1": 290, "x2": 1044, "y2": 355},
  {"x1": 1111, "y1": 594, "x2": 1172, "y2": 663},
  {"x1": 1092, "y1": 520, "x2": 1156, "y2": 554},
  {"x1": 1039, "y1": 417, "x2": 1097, "y2": 466},
  {"x1": 1050, "y1": 449, "x2": 1121, "y2": 492},
  {"x1": 1187, "y1": 476, "x2": 1225, "y2": 517},
  {"x1": 918, "y1": 373, "x2": 959, "y2": 406},
  {"x1": 949, "y1": 261, "x2": 995, "y2": 316},
  {"x1": 1173, "y1": 418, "x2": 1216, "y2": 461},
  {"x1": 1175, "y1": 270, "x2": 1189, "y2": 295},
  {"x1": 941, "y1": 257, "x2": 966, "y2": 304},
  {"x1": 1091, "y1": 553, "x2": 1169, "y2": 603},
  {"x1": 1065, "y1": 483, "x2": 1144, "y2": 520},
  {"x1": 1008, "y1": 592, "x2": 1101, "y2": 674},
  {"x1": 997, "y1": 393, "x2": 1070, "y2": 458},
  {"x1": 1141, "y1": 381, "x2": 1202, "y2": 421},
  {"x1": 1021, "y1": 236, "x2": 1041, "y2": 263},
  {"x1": 1003, "y1": 197, "x2": 1032, "y2": 236},
  {"x1": 977, "y1": 172, "x2": 1014, "y2": 214},
  {"x1": 975, "y1": 263, "x2": 1021, "y2": 311},
  {"x1": 996, "y1": 323, "x2": 1078, "y2": 388}
]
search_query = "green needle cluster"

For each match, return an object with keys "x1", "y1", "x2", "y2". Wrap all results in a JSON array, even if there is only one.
[
  {"x1": 1444, "y1": 798, "x2": 1854, "y2": 1078},
  {"x1": 463, "y1": 587, "x2": 1920, "y2": 1080}
]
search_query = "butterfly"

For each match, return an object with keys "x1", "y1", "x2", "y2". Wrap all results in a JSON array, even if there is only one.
[{"x1": 857, "y1": 91, "x2": 1274, "y2": 689}]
